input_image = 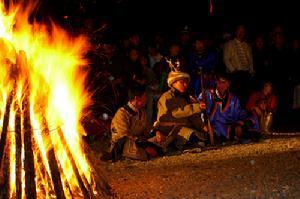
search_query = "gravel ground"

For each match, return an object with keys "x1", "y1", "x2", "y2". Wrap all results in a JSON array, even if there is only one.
[{"x1": 91, "y1": 136, "x2": 300, "y2": 199}]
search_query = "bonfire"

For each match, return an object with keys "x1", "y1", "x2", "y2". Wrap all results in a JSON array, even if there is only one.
[{"x1": 0, "y1": 1, "x2": 109, "y2": 198}]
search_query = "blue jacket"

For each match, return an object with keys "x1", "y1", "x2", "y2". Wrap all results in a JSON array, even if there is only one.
[{"x1": 198, "y1": 90, "x2": 259, "y2": 138}]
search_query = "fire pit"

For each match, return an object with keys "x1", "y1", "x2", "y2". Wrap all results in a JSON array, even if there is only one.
[{"x1": 0, "y1": 1, "x2": 110, "y2": 198}]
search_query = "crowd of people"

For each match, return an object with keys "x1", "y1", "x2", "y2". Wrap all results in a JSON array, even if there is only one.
[{"x1": 83, "y1": 22, "x2": 300, "y2": 161}]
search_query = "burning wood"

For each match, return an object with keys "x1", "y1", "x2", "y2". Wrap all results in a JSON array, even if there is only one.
[
  {"x1": 57, "y1": 127, "x2": 93, "y2": 198},
  {"x1": 22, "y1": 85, "x2": 37, "y2": 199},
  {"x1": 0, "y1": 1, "x2": 111, "y2": 198},
  {"x1": 40, "y1": 118, "x2": 66, "y2": 199},
  {"x1": 1, "y1": 129, "x2": 11, "y2": 199},
  {"x1": 14, "y1": 102, "x2": 22, "y2": 199},
  {"x1": 0, "y1": 89, "x2": 14, "y2": 166}
]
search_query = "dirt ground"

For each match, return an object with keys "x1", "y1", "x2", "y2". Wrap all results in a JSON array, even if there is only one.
[{"x1": 91, "y1": 135, "x2": 300, "y2": 199}]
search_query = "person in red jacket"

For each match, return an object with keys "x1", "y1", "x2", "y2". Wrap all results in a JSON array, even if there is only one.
[{"x1": 246, "y1": 81, "x2": 278, "y2": 133}]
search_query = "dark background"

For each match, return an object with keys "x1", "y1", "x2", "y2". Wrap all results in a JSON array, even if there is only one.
[{"x1": 36, "y1": 0, "x2": 299, "y2": 33}]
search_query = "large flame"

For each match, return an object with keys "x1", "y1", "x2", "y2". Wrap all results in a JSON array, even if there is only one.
[{"x1": 0, "y1": 1, "x2": 97, "y2": 198}]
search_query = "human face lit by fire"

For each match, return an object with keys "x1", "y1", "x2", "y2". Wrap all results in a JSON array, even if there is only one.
[
  {"x1": 262, "y1": 83, "x2": 272, "y2": 96},
  {"x1": 169, "y1": 45, "x2": 180, "y2": 57},
  {"x1": 129, "y1": 49, "x2": 139, "y2": 62},
  {"x1": 216, "y1": 79, "x2": 230, "y2": 95},
  {"x1": 236, "y1": 25, "x2": 246, "y2": 41},
  {"x1": 135, "y1": 93, "x2": 147, "y2": 109},
  {"x1": 194, "y1": 40, "x2": 205, "y2": 52},
  {"x1": 172, "y1": 79, "x2": 189, "y2": 93}
]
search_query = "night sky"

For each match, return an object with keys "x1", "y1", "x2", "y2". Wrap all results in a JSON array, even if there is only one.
[{"x1": 32, "y1": 0, "x2": 298, "y2": 36}]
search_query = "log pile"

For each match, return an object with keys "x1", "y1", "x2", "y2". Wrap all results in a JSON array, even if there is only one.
[{"x1": 0, "y1": 54, "x2": 111, "y2": 199}]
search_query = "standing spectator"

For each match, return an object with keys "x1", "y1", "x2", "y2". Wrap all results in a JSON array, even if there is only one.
[
  {"x1": 189, "y1": 36, "x2": 218, "y2": 96},
  {"x1": 148, "y1": 45, "x2": 163, "y2": 69},
  {"x1": 178, "y1": 25, "x2": 192, "y2": 61},
  {"x1": 290, "y1": 38, "x2": 300, "y2": 109},
  {"x1": 223, "y1": 25, "x2": 254, "y2": 106},
  {"x1": 128, "y1": 33, "x2": 147, "y2": 55},
  {"x1": 252, "y1": 35, "x2": 270, "y2": 85},
  {"x1": 125, "y1": 48, "x2": 145, "y2": 86},
  {"x1": 152, "y1": 33, "x2": 167, "y2": 55},
  {"x1": 164, "y1": 42, "x2": 187, "y2": 72},
  {"x1": 268, "y1": 32, "x2": 292, "y2": 112},
  {"x1": 120, "y1": 33, "x2": 146, "y2": 55},
  {"x1": 139, "y1": 55, "x2": 159, "y2": 122}
]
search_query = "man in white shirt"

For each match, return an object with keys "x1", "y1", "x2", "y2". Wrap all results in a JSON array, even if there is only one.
[
  {"x1": 223, "y1": 25, "x2": 254, "y2": 106},
  {"x1": 223, "y1": 25, "x2": 254, "y2": 74}
]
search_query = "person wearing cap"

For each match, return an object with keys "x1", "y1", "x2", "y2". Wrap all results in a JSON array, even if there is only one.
[
  {"x1": 153, "y1": 71, "x2": 208, "y2": 152},
  {"x1": 198, "y1": 73, "x2": 260, "y2": 143}
]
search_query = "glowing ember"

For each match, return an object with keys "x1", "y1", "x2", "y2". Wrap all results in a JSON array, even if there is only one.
[{"x1": 0, "y1": 1, "x2": 108, "y2": 198}]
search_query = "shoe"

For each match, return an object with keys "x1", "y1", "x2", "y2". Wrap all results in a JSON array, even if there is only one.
[
  {"x1": 184, "y1": 148, "x2": 202, "y2": 153},
  {"x1": 240, "y1": 139, "x2": 252, "y2": 144},
  {"x1": 197, "y1": 141, "x2": 206, "y2": 148}
]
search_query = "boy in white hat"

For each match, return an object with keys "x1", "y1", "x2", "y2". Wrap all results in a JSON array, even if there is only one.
[{"x1": 153, "y1": 71, "x2": 208, "y2": 151}]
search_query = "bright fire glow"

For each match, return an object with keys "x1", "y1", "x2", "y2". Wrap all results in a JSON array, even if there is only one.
[{"x1": 0, "y1": 1, "x2": 96, "y2": 198}]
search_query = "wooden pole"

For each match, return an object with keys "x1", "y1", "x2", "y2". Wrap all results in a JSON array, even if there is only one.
[
  {"x1": 56, "y1": 155, "x2": 74, "y2": 198},
  {"x1": 41, "y1": 117, "x2": 66, "y2": 199},
  {"x1": 57, "y1": 128, "x2": 91, "y2": 198},
  {"x1": 199, "y1": 68, "x2": 214, "y2": 145},
  {"x1": 31, "y1": 131, "x2": 55, "y2": 197},
  {"x1": 0, "y1": 90, "x2": 14, "y2": 166},
  {"x1": 14, "y1": 102, "x2": 22, "y2": 199},
  {"x1": 22, "y1": 85, "x2": 37, "y2": 199},
  {"x1": 1, "y1": 131, "x2": 11, "y2": 199}
]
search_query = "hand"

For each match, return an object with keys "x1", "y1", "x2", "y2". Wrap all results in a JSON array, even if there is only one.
[
  {"x1": 189, "y1": 95, "x2": 198, "y2": 103},
  {"x1": 199, "y1": 101, "x2": 206, "y2": 110},
  {"x1": 203, "y1": 125, "x2": 208, "y2": 132}
]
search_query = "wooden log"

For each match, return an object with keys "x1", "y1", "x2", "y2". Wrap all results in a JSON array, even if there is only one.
[
  {"x1": 22, "y1": 88, "x2": 37, "y2": 199},
  {"x1": 14, "y1": 102, "x2": 22, "y2": 199},
  {"x1": 57, "y1": 128, "x2": 91, "y2": 198},
  {"x1": 56, "y1": 154, "x2": 74, "y2": 198},
  {"x1": 1, "y1": 132, "x2": 11, "y2": 199},
  {"x1": 40, "y1": 117, "x2": 66, "y2": 199},
  {"x1": 35, "y1": 166, "x2": 47, "y2": 198},
  {"x1": 31, "y1": 131, "x2": 55, "y2": 197},
  {"x1": 0, "y1": 90, "x2": 14, "y2": 166}
]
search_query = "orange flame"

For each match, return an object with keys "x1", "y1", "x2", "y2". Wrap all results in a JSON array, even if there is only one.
[{"x1": 0, "y1": 1, "x2": 97, "y2": 198}]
